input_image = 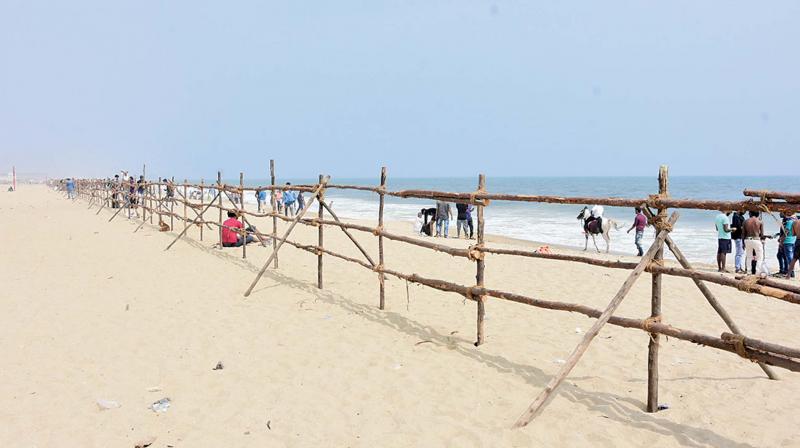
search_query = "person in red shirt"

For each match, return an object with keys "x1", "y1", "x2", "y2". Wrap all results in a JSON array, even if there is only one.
[
  {"x1": 222, "y1": 211, "x2": 254, "y2": 247},
  {"x1": 626, "y1": 207, "x2": 648, "y2": 256}
]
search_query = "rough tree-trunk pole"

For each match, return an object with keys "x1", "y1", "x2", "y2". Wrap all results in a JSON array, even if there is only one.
[
  {"x1": 647, "y1": 165, "x2": 668, "y2": 412},
  {"x1": 183, "y1": 179, "x2": 188, "y2": 232},
  {"x1": 240, "y1": 172, "x2": 246, "y2": 259},
  {"x1": 513, "y1": 212, "x2": 679, "y2": 428},
  {"x1": 270, "y1": 160, "x2": 279, "y2": 269},
  {"x1": 157, "y1": 177, "x2": 163, "y2": 227},
  {"x1": 475, "y1": 174, "x2": 487, "y2": 346},
  {"x1": 217, "y1": 171, "x2": 223, "y2": 249},
  {"x1": 244, "y1": 177, "x2": 329, "y2": 297},
  {"x1": 664, "y1": 235, "x2": 779, "y2": 380},
  {"x1": 199, "y1": 178, "x2": 205, "y2": 241},
  {"x1": 318, "y1": 174, "x2": 325, "y2": 289},
  {"x1": 142, "y1": 164, "x2": 147, "y2": 224},
  {"x1": 170, "y1": 177, "x2": 175, "y2": 231},
  {"x1": 164, "y1": 191, "x2": 222, "y2": 251},
  {"x1": 378, "y1": 167, "x2": 387, "y2": 309}
]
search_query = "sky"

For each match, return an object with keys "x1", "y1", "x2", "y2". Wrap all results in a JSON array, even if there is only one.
[{"x1": 1, "y1": 1, "x2": 799, "y2": 179}]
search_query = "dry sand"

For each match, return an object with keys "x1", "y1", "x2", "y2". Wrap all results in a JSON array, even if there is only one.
[{"x1": 2, "y1": 185, "x2": 799, "y2": 447}]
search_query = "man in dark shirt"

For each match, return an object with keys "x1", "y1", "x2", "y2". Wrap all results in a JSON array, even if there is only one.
[
  {"x1": 731, "y1": 211, "x2": 745, "y2": 273},
  {"x1": 455, "y1": 203, "x2": 469, "y2": 239}
]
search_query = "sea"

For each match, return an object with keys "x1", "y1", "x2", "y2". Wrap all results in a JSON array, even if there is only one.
[{"x1": 209, "y1": 176, "x2": 797, "y2": 265}]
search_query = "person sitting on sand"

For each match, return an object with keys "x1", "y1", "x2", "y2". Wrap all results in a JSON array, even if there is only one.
[{"x1": 221, "y1": 211, "x2": 254, "y2": 247}]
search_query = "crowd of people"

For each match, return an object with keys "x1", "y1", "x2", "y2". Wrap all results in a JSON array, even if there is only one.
[{"x1": 715, "y1": 210, "x2": 798, "y2": 278}]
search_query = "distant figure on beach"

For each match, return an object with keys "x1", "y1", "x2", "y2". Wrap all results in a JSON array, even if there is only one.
[
  {"x1": 418, "y1": 207, "x2": 436, "y2": 236},
  {"x1": 780, "y1": 212, "x2": 796, "y2": 277},
  {"x1": 787, "y1": 213, "x2": 800, "y2": 279},
  {"x1": 455, "y1": 203, "x2": 470, "y2": 239},
  {"x1": 165, "y1": 178, "x2": 175, "y2": 199},
  {"x1": 65, "y1": 178, "x2": 76, "y2": 199},
  {"x1": 435, "y1": 201, "x2": 452, "y2": 237},
  {"x1": 275, "y1": 189, "x2": 284, "y2": 214},
  {"x1": 714, "y1": 211, "x2": 733, "y2": 272},
  {"x1": 743, "y1": 211, "x2": 764, "y2": 275},
  {"x1": 297, "y1": 190, "x2": 305, "y2": 211},
  {"x1": 466, "y1": 204, "x2": 474, "y2": 239},
  {"x1": 128, "y1": 176, "x2": 140, "y2": 218},
  {"x1": 731, "y1": 210, "x2": 745, "y2": 273},
  {"x1": 283, "y1": 183, "x2": 297, "y2": 217},
  {"x1": 137, "y1": 175, "x2": 145, "y2": 198},
  {"x1": 111, "y1": 174, "x2": 122, "y2": 208},
  {"x1": 626, "y1": 207, "x2": 648, "y2": 256},
  {"x1": 222, "y1": 211, "x2": 254, "y2": 247},
  {"x1": 257, "y1": 190, "x2": 267, "y2": 213}
]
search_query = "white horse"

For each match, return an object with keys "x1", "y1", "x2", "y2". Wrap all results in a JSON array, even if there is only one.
[{"x1": 576, "y1": 206, "x2": 623, "y2": 253}]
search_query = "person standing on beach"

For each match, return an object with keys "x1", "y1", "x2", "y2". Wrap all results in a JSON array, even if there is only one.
[
  {"x1": 455, "y1": 203, "x2": 470, "y2": 239},
  {"x1": 466, "y1": 204, "x2": 474, "y2": 239},
  {"x1": 626, "y1": 207, "x2": 648, "y2": 256},
  {"x1": 788, "y1": 214, "x2": 800, "y2": 279},
  {"x1": 435, "y1": 200, "x2": 452, "y2": 237},
  {"x1": 297, "y1": 190, "x2": 305, "y2": 212},
  {"x1": 782, "y1": 212, "x2": 796, "y2": 277},
  {"x1": 283, "y1": 182, "x2": 296, "y2": 217},
  {"x1": 731, "y1": 210, "x2": 745, "y2": 273},
  {"x1": 257, "y1": 190, "x2": 267, "y2": 213},
  {"x1": 65, "y1": 178, "x2": 76, "y2": 199},
  {"x1": 714, "y1": 210, "x2": 733, "y2": 272},
  {"x1": 275, "y1": 189, "x2": 283, "y2": 214},
  {"x1": 743, "y1": 211, "x2": 764, "y2": 275}
]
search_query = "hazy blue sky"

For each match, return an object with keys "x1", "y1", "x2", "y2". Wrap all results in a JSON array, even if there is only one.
[{"x1": 1, "y1": 1, "x2": 798, "y2": 179}]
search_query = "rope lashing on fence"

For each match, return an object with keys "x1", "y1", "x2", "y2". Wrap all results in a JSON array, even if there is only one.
[
  {"x1": 467, "y1": 245, "x2": 485, "y2": 261},
  {"x1": 737, "y1": 275, "x2": 762, "y2": 294},
  {"x1": 372, "y1": 226, "x2": 383, "y2": 236},
  {"x1": 643, "y1": 315, "x2": 662, "y2": 332},
  {"x1": 722, "y1": 332, "x2": 754, "y2": 361}
]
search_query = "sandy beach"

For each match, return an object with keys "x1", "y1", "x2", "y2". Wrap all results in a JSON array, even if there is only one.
[{"x1": 2, "y1": 184, "x2": 799, "y2": 447}]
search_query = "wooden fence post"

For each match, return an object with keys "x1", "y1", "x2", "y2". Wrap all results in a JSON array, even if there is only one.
[
  {"x1": 378, "y1": 167, "x2": 387, "y2": 309},
  {"x1": 217, "y1": 171, "x2": 223, "y2": 249},
  {"x1": 270, "y1": 160, "x2": 279, "y2": 269},
  {"x1": 647, "y1": 165, "x2": 668, "y2": 412},
  {"x1": 183, "y1": 179, "x2": 188, "y2": 232},
  {"x1": 240, "y1": 172, "x2": 246, "y2": 259},
  {"x1": 142, "y1": 164, "x2": 147, "y2": 224},
  {"x1": 318, "y1": 174, "x2": 325, "y2": 289},
  {"x1": 199, "y1": 178, "x2": 205, "y2": 241},
  {"x1": 476, "y1": 174, "x2": 487, "y2": 346},
  {"x1": 170, "y1": 176, "x2": 175, "y2": 231},
  {"x1": 157, "y1": 177, "x2": 163, "y2": 226}
]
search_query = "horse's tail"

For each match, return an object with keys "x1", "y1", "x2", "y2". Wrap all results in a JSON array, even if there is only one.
[{"x1": 609, "y1": 220, "x2": 623, "y2": 231}]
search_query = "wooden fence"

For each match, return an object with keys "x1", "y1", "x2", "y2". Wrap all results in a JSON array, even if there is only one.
[{"x1": 57, "y1": 163, "x2": 800, "y2": 428}]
